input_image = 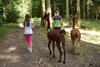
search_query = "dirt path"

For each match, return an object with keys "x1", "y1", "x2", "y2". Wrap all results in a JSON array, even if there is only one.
[{"x1": 0, "y1": 27, "x2": 100, "y2": 67}]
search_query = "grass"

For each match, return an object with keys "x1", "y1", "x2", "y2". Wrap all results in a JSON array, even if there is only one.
[
  {"x1": 17, "y1": 17, "x2": 41, "y2": 23},
  {"x1": 31, "y1": 17, "x2": 41, "y2": 23},
  {"x1": 63, "y1": 19, "x2": 100, "y2": 32},
  {"x1": 80, "y1": 19, "x2": 100, "y2": 32},
  {"x1": 0, "y1": 23, "x2": 18, "y2": 40}
]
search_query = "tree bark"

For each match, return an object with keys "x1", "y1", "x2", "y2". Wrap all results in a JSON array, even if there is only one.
[
  {"x1": 86, "y1": 0, "x2": 90, "y2": 18},
  {"x1": 83, "y1": 0, "x2": 86, "y2": 19},
  {"x1": 41, "y1": 0, "x2": 45, "y2": 16},
  {"x1": 96, "y1": 11, "x2": 98, "y2": 20},
  {"x1": 8, "y1": 0, "x2": 11, "y2": 9},
  {"x1": 70, "y1": 0, "x2": 72, "y2": 5},
  {"x1": 76, "y1": 0, "x2": 80, "y2": 26},
  {"x1": 45, "y1": 0, "x2": 52, "y2": 25},
  {"x1": 29, "y1": 0, "x2": 32, "y2": 16},
  {"x1": 3, "y1": 6, "x2": 6, "y2": 20},
  {"x1": 66, "y1": 0, "x2": 69, "y2": 18},
  {"x1": 2, "y1": 1, "x2": 6, "y2": 20}
]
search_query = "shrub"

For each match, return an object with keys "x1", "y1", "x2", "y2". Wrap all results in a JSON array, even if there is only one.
[{"x1": 6, "y1": 8, "x2": 20, "y2": 23}]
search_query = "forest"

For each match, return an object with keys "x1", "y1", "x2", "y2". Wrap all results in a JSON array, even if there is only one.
[
  {"x1": 0, "y1": 0, "x2": 100, "y2": 22},
  {"x1": 0, "y1": 0, "x2": 100, "y2": 67}
]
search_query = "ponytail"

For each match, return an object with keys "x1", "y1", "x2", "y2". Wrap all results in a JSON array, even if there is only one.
[{"x1": 24, "y1": 14, "x2": 30, "y2": 27}]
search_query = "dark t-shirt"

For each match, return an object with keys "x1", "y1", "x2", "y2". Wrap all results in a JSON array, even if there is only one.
[
  {"x1": 53, "y1": 16, "x2": 62, "y2": 28},
  {"x1": 53, "y1": 16, "x2": 62, "y2": 20}
]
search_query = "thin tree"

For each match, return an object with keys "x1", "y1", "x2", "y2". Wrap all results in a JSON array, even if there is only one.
[
  {"x1": 86, "y1": 0, "x2": 90, "y2": 18},
  {"x1": 41, "y1": 0, "x2": 45, "y2": 16},
  {"x1": 45, "y1": 0, "x2": 52, "y2": 26},
  {"x1": 29, "y1": 0, "x2": 32, "y2": 16},
  {"x1": 76, "y1": 0, "x2": 81, "y2": 26},
  {"x1": 66, "y1": 0, "x2": 69, "y2": 18},
  {"x1": 2, "y1": 0, "x2": 7, "y2": 20},
  {"x1": 83, "y1": 0, "x2": 86, "y2": 19}
]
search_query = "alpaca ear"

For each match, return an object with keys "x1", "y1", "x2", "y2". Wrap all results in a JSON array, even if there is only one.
[
  {"x1": 60, "y1": 29, "x2": 66, "y2": 34},
  {"x1": 63, "y1": 29, "x2": 66, "y2": 34}
]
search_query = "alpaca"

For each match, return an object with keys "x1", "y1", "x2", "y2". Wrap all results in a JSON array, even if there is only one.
[
  {"x1": 71, "y1": 15, "x2": 81, "y2": 55},
  {"x1": 44, "y1": 13, "x2": 66, "y2": 64}
]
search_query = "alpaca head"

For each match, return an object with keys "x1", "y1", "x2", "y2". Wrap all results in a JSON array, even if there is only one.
[
  {"x1": 43, "y1": 13, "x2": 50, "y2": 20},
  {"x1": 60, "y1": 29, "x2": 66, "y2": 35}
]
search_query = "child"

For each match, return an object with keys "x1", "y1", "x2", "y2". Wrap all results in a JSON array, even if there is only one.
[
  {"x1": 53, "y1": 10, "x2": 63, "y2": 30},
  {"x1": 23, "y1": 14, "x2": 35, "y2": 54}
]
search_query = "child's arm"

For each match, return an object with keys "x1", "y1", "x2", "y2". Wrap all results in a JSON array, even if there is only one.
[
  {"x1": 32, "y1": 24, "x2": 34, "y2": 29},
  {"x1": 61, "y1": 19, "x2": 63, "y2": 25},
  {"x1": 24, "y1": 26, "x2": 25, "y2": 31},
  {"x1": 23, "y1": 22, "x2": 25, "y2": 32},
  {"x1": 32, "y1": 24, "x2": 36, "y2": 29}
]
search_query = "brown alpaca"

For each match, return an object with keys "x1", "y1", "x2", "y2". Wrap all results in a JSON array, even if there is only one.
[
  {"x1": 71, "y1": 15, "x2": 81, "y2": 55},
  {"x1": 44, "y1": 13, "x2": 66, "y2": 64}
]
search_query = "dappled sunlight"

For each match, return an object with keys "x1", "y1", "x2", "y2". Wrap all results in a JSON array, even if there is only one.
[
  {"x1": 19, "y1": 23, "x2": 24, "y2": 28},
  {"x1": 63, "y1": 22, "x2": 69, "y2": 27},
  {"x1": 81, "y1": 38, "x2": 100, "y2": 45},
  {"x1": 10, "y1": 55, "x2": 21, "y2": 63},
  {"x1": 65, "y1": 28, "x2": 100, "y2": 45},
  {"x1": 0, "y1": 54, "x2": 21, "y2": 63},
  {"x1": 80, "y1": 29, "x2": 100, "y2": 36},
  {"x1": 5, "y1": 46, "x2": 16, "y2": 53},
  {"x1": 0, "y1": 46, "x2": 21, "y2": 63},
  {"x1": 82, "y1": 34, "x2": 100, "y2": 45}
]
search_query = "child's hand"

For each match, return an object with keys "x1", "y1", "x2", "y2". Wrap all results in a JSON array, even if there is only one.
[{"x1": 32, "y1": 24, "x2": 36, "y2": 29}]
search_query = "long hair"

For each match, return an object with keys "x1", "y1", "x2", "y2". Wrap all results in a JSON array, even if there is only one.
[{"x1": 23, "y1": 14, "x2": 30, "y2": 27}]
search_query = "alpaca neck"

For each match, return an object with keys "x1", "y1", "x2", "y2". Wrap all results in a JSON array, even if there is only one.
[
  {"x1": 47, "y1": 18, "x2": 51, "y2": 30},
  {"x1": 73, "y1": 21, "x2": 75, "y2": 29},
  {"x1": 72, "y1": 16, "x2": 75, "y2": 29}
]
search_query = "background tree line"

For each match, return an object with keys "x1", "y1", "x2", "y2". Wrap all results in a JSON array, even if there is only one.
[{"x1": 0, "y1": 0, "x2": 100, "y2": 23}]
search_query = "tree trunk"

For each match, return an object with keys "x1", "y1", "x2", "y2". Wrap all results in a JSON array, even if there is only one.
[
  {"x1": 66, "y1": 0, "x2": 69, "y2": 18},
  {"x1": 8, "y1": 0, "x2": 11, "y2": 9},
  {"x1": 96, "y1": 11, "x2": 98, "y2": 20},
  {"x1": 54, "y1": 0, "x2": 57, "y2": 11},
  {"x1": 70, "y1": 0, "x2": 72, "y2": 5},
  {"x1": 76, "y1": 0, "x2": 80, "y2": 26},
  {"x1": 86, "y1": 0, "x2": 90, "y2": 18},
  {"x1": 2, "y1": 1, "x2": 6, "y2": 20},
  {"x1": 83, "y1": 0, "x2": 86, "y2": 19},
  {"x1": 3, "y1": 6, "x2": 6, "y2": 20},
  {"x1": 69, "y1": 0, "x2": 72, "y2": 15},
  {"x1": 41, "y1": 0, "x2": 45, "y2": 16},
  {"x1": 45, "y1": 0, "x2": 52, "y2": 26},
  {"x1": 29, "y1": 0, "x2": 32, "y2": 16}
]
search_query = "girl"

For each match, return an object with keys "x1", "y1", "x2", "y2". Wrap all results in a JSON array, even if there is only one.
[
  {"x1": 23, "y1": 14, "x2": 35, "y2": 54},
  {"x1": 53, "y1": 10, "x2": 63, "y2": 30}
]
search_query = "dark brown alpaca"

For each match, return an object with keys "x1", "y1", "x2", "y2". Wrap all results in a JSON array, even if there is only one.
[
  {"x1": 71, "y1": 15, "x2": 81, "y2": 55},
  {"x1": 44, "y1": 13, "x2": 66, "y2": 64}
]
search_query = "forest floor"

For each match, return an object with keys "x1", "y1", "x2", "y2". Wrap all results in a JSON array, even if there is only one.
[{"x1": 0, "y1": 23, "x2": 100, "y2": 67}]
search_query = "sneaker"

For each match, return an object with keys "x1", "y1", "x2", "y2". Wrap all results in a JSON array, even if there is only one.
[
  {"x1": 29, "y1": 48, "x2": 32, "y2": 54},
  {"x1": 29, "y1": 51, "x2": 32, "y2": 54},
  {"x1": 27, "y1": 47, "x2": 30, "y2": 50}
]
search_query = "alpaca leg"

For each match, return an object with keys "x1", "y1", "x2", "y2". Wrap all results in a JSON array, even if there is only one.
[
  {"x1": 77, "y1": 39, "x2": 80, "y2": 55},
  {"x1": 72, "y1": 40, "x2": 76, "y2": 55},
  {"x1": 62, "y1": 42, "x2": 66, "y2": 64},
  {"x1": 52, "y1": 41, "x2": 55, "y2": 58},
  {"x1": 57, "y1": 41, "x2": 62, "y2": 62},
  {"x1": 48, "y1": 40, "x2": 52, "y2": 56}
]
